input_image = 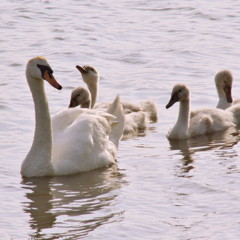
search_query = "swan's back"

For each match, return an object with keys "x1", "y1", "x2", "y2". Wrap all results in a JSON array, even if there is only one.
[
  {"x1": 51, "y1": 108, "x2": 120, "y2": 175},
  {"x1": 226, "y1": 103, "x2": 240, "y2": 125},
  {"x1": 189, "y1": 108, "x2": 234, "y2": 137},
  {"x1": 122, "y1": 100, "x2": 158, "y2": 123},
  {"x1": 123, "y1": 111, "x2": 149, "y2": 138}
]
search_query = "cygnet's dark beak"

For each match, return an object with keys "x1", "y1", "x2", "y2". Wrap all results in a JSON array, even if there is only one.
[
  {"x1": 76, "y1": 65, "x2": 88, "y2": 74},
  {"x1": 166, "y1": 93, "x2": 179, "y2": 109}
]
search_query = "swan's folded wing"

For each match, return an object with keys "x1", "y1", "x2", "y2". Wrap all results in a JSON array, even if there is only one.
[
  {"x1": 51, "y1": 109, "x2": 118, "y2": 175},
  {"x1": 52, "y1": 108, "x2": 116, "y2": 132},
  {"x1": 190, "y1": 108, "x2": 235, "y2": 136},
  {"x1": 51, "y1": 108, "x2": 85, "y2": 133}
]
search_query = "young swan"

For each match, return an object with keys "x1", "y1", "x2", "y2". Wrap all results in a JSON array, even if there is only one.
[
  {"x1": 76, "y1": 65, "x2": 98, "y2": 109},
  {"x1": 213, "y1": 70, "x2": 240, "y2": 124},
  {"x1": 71, "y1": 64, "x2": 157, "y2": 138},
  {"x1": 75, "y1": 65, "x2": 158, "y2": 122},
  {"x1": 166, "y1": 84, "x2": 235, "y2": 139},
  {"x1": 69, "y1": 84, "x2": 149, "y2": 138},
  {"x1": 215, "y1": 70, "x2": 233, "y2": 109},
  {"x1": 68, "y1": 86, "x2": 91, "y2": 108}
]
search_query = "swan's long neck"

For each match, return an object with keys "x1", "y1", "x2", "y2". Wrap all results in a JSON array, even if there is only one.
[
  {"x1": 86, "y1": 82, "x2": 97, "y2": 108},
  {"x1": 216, "y1": 98, "x2": 231, "y2": 110},
  {"x1": 172, "y1": 99, "x2": 190, "y2": 139},
  {"x1": 216, "y1": 85, "x2": 230, "y2": 109},
  {"x1": 21, "y1": 77, "x2": 53, "y2": 177},
  {"x1": 216, "y1": 84, "x2": 227, "y2": 108}
]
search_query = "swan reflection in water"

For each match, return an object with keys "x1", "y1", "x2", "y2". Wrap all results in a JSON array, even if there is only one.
[
  {"x1": 168, "y1": 127, "x2": 240, "y2": 177},
  {"x1": 21, "y1": 166, "x2": 126, "y2": 240}
]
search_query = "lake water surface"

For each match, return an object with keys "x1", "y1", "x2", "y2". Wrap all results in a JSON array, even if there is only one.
[{"x1": 1, "y1": 0, "x2": 240, "y2": 239}]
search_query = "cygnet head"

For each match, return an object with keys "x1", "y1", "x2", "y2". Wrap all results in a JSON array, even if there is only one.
[
  {"x1": 76, "y1": 65, "x2": 99, "y2": 86},
  {"x1": 214, "y1": 70, "x2": 233, "y2": 103},
  {"x1": 26, "y1": 56, "x2": 62, "y2": 90},
  {"x1": 166, "y1": 84, "x2": 190, "y2": 109},
  {"x1": 68, "y1": 87, "x2": 91, "y2": 108}
]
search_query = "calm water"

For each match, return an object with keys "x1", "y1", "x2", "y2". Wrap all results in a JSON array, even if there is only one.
[{"x1": 1, "y1": 0, "x2": 240, "y2": 239}]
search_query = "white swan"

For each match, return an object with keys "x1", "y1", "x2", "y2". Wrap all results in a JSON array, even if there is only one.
[
  {"x1": 68, "y1": 84, "x2": 149, "y2": 138},
  {"x1": 166, "y1": 84, "x2": 235, "y2": 139},
  {"x1": 21, "y1": 56, "x2": 125, "y2": 177}
]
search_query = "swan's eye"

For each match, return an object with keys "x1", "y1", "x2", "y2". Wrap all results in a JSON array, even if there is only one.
[
  {"x1": 86, "y1": 68, "x2": 92, "y2": 72},
  {"x1": 82, "y1": 66, "x2": 89, "y2": 73},
  {"x1": 48, "y1": 68, "x2": 53, "y2": 78},
  {"x1": 86, "y1": 67, "x2": 96, "y2": 73},
  {"x1": 37, "y1": 64, "x2": 54, "y2": 78}
]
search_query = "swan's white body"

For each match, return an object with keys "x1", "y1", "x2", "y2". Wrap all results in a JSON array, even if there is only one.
[
  {"x1": 166, "y1": 84, "x2": 235, "y2": 139},
  {"x1": 73, "y1": 65, "x2": 158, "y2": 137},
  {"x1": 21, "y1": 57, "x2": 125, "y2": 177}
]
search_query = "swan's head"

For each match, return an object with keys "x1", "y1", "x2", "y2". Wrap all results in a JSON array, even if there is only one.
[
  {"x1": 68, "y1": 87, "x2": 91, "y2": 108},
  {"x1": 214, "y1": 70, "x2": 233, "y2": 103},
  {"x1": 26, "y1": 56, "x2": 62, "y2": 90},
  {"x1": 166, "y1": 84, "x2": 190, "y2": 109},
  {"x1": 76, "y1": 65, "x2": 99, "y2": 86}
]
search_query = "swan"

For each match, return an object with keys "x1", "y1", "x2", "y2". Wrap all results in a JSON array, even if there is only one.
[
  {"x1": 190, "y1": 70, "x2": 240, "y2": 124},
  {"x1": 215, "y1": 70, "x2": 233, "y2": 109},
  {"x1": 75, "y1": 65, "x2": 158, "y2": 122},
  {"x1": 21, "y1": 56, "x2": 125, "y2": 177},
  {"x1": 68, "y1": 84, "x2": 149, "y2": 138},
  {"x1": 68, "y1": 86, "x2": 92, "y2": 108},
  {"x1": 165, "y1": 84, "x2": 235, "y2": 139},
  {"x1": 213, "y1": 70, "x2": 240, "y2": 124},
  {"x1": 214, "y1": 70, "x2": 240, "y2": 108}
]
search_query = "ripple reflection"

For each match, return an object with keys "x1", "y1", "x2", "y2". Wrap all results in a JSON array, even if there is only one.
[
  {"x1": 168, "y1": 127, "x2": 240, "y2": 177},
  {"x1": 21, "y1": 167, "x2": 127, "y2": 240}
]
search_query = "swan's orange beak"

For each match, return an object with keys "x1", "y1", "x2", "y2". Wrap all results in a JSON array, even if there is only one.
[{"x1": 43, "y1": 71, "x2": 62, "y2": 90}]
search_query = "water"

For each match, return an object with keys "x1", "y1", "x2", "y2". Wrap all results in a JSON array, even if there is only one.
[{"x1": 1, "y1": 0, "x2": 240, "y2": 239}]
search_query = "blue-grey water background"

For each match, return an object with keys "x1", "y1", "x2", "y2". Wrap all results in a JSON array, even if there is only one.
[{"x1": 1, "y1": 0, "x2": 240, "y2": 239}]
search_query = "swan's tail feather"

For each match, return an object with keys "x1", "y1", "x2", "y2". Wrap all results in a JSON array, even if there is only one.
[{"x1": 107, "y1": 95, "x2": 125, "y2": 148}]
